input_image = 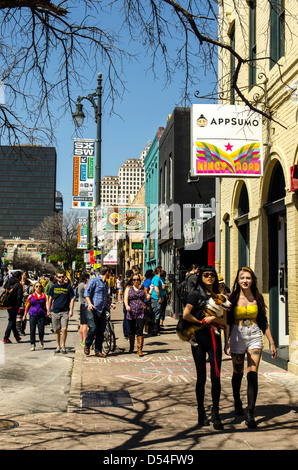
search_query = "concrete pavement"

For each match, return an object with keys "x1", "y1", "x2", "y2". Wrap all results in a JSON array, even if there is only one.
[{"x1": 0, "y1": 301, "x2": 297, "y2": 451}]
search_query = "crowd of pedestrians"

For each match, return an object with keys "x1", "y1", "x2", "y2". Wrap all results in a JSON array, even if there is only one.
[
  {"x1": 1, "y1": 269, "x2": 75, "y2": 354},
  {"x1": 1, "y1": 262, "x2": 278, "y2": 431}
]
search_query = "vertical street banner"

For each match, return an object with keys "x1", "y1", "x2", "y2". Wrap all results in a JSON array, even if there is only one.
[
  {"x1": 77, "y1": 217, "x2": 88, "y2": 249},
  {"x1": 190, "y1": 104, "x2": 263, "y2": 177},
  {"x1": 72, "y1": 139, "x2": 95, "y2": 209}
]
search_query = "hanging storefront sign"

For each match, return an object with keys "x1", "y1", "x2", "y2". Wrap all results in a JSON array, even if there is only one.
[
  {"x1": 103, "y1": 245, "x2": 118, "y2": 265},
  {"x1": 72, "y1": 139, "x2": 95, "y2": 209},
  {"x1": 190, "y1": 104, "x2": 263, "y2": 177}
]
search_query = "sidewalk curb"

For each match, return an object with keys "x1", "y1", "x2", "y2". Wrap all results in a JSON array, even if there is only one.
[{"x1": 67, "y1": 346, "x2": 83, "y2": 413}]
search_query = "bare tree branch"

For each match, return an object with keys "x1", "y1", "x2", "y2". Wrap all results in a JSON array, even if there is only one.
[{"x1": 0, "y1": 0, "x2": 296, "y2": 144}]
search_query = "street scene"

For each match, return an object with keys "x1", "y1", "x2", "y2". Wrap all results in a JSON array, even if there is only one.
[
  {"x1": 0, "y1": 0, "x2": 298, "y2": 457},
  {"x1": 0, "y1": 286, "x2": 297, "y2": 451}
]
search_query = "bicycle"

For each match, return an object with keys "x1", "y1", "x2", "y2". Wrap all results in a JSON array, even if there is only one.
[
  {"x1": 91, "y1": 308, "x2": 116, "y2": 355},
  {"x1": 102, "y1": 309, "x2": 116, "y2": 354}
]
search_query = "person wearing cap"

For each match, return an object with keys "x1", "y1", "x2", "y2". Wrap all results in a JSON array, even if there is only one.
[
  {"x1": 182, "y1": 265, "x2": 227, "y2": 430},
  {"x1": 217, "y1": 274, "x2": 231, "y2": 296}
]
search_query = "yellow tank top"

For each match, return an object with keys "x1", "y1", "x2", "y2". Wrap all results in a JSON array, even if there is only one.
[{"x1": 234, "y1": 304, "x2": 258, "y2": 320}]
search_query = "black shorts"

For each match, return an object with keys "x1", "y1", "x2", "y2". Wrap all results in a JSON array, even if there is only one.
[{"x1": 80, "y1": 304, "x2": 88, "y2": 325}]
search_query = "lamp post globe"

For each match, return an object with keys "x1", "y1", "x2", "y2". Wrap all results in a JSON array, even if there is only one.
[{"x1": 72, "y1": 102, "x2": 85, "y2": 127}]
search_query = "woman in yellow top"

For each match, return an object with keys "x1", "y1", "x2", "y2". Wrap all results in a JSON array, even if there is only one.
[{"x1": 225, "y1": 267, "x2": 277, "y2": 428}]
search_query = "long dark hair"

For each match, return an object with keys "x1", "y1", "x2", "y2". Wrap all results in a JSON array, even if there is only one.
[
  {"x1": 229, "y1": 267, "x2": 266, "y2": 311},
  {"x1": 196, "y1": 265, "x2": 220, "y2": 294}
]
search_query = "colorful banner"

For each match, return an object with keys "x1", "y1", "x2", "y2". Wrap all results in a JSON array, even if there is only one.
[
  {"x1": 191, "y1": 104, "x2": 263, "y2": 177},
  {"x1": 72, "y1": 139, "x2": 95, "y2": 209},
  {"x1": 77, "y1": 217, "x2": 88, "y2": 249},
  {"x1": 104, "y1": 206, "x2": 147, "y2": 233}
]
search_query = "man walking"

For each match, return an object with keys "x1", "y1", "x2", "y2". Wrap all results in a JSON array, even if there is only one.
[
  {"x1": 48, "y1": 271, "x2": 74, "y2": 354},
  {"x1": 84, "y1": 266, "x2": 112, "y2": 357},
  {"x1": 3, "y1": 271, "x2": 23, "y2": 344},
  {"x1": 150, "y1": 267, "x2": 165, "y2": 335}
]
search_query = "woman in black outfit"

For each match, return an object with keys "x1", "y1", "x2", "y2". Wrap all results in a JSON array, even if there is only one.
[{"x1": 183, "y1": 266, "x2": 227, "y2": 430}]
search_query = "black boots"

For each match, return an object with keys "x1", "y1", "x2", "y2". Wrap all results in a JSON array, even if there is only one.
[
  {"x1": 211, "y1": 408, "x2": 224, "y2": 430},
  {"x1": 198, "y1": 408, "x2": 223, "y2": 430},
  {"x1": 246, "y1": 371, "x2": 258, "y2": 428},
  {"x1": 198, "y1": 408, "x2": 209, "y2": 427},
  {"x1": 245, "y1": 409, "x2": 257, "y2": 428}
]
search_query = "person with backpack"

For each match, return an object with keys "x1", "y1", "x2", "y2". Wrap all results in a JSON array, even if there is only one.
[
  {"x1": 186, "y1": 264, "x2": 200, "y2": 293},
  {"x1": 177, "y1": 265, "x2": 200, "y2": 306},
  {"x1": 2, "y1": 271, "x2": 24, "y2": 344}
]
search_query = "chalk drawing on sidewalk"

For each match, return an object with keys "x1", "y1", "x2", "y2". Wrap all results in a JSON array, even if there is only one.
[{"x1": 90, "y1": 354, "x2": 233, "y2": 384}]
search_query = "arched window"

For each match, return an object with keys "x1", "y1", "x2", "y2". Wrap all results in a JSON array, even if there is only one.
[
  {"x1": 224, "y1": 215, "x2": 230, "y2": 288},
  {"x1": 236, "y1": 183, "x2": 250, "y2": 268},
  {"x1": 267, "y1": 160, "x2": 286, "y2": 203}
]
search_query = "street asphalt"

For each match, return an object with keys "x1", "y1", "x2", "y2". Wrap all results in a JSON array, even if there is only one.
[{"x1": 0, "y1": 288, "x2": 297, "y2": 454}]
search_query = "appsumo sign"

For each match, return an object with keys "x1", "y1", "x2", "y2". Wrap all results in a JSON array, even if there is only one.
[{"x1": 190, "y1": 104, "x2": 263, "y2": 177}]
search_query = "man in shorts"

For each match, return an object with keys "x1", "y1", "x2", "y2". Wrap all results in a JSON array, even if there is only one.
[{"x1": 48, "y1": 271, "x2": 74, "y2": 354}]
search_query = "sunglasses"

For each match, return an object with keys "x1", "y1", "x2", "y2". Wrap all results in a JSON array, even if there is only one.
[
  {"x1": 132, "y1": 278, "x2": 140, "y2": 281},
  {"x1": 202, "y1": 272, "x2": 216, "y2": 278},
  {"x1": 35, "y1": 285, "x2": 42, "y2": 288},
  {"x1": 57, "y1": 276, "x2": 64, "y2": 279}
]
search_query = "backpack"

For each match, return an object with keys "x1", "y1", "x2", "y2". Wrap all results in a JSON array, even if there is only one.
[
  {"x1": 0, "y1": 286, "x2": 15, "y2": 310},
  {"x1": 177, "y1": 279, "x2": 189, "y2": 305}
]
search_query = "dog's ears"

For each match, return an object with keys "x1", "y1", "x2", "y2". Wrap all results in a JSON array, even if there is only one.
[{"x1": 210, "y1": 292, "x2": 216, "y2": 298}]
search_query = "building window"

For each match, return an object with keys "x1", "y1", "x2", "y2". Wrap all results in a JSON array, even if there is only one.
[
  {"x1": 224, "y1": 215, "x2": 230, "y2": 289},
  {"x1": 169, "y1": 155, "x2": 173, "y2": 200},
  {"x1": 248, "y1": 0, "x2": 257, "y2": 88},
  {"x1": 229, "y1": 22, "x2": 236, "y2": 104},
  {"x1": 236, "y1": 184, "x2": 250, "y2": 268},
  {"x1": 270, "y1": 0, "x2": 285, "y2": 69}
]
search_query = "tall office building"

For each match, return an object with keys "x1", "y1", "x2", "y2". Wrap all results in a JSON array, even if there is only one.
[
  {"x1": 0, "y1": 145, "x2": 57, "y2": 239},
  {"x1": 117, "y1": 158, "x2": 145, "y2": 204},
  {"x1": 100, "y1": 175, "x2": 119, "y2": 206},
  {"x1": 100, "y1": 143, "x2": 150, "y2": 206}
]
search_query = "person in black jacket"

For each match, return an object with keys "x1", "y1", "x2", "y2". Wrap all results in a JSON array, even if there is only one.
[
  {"x1": 183, "y1": 265, "x2": 227, "y2": 430},
  {"x1": 185, "y1": 264, "x2": 200, "y2": 294},
  {"x1": 3, "y1": 271, "x2": 24, "y2": 344},
  {"x1": 224, "y1": 267, "x2": 277, "y2": 428}
]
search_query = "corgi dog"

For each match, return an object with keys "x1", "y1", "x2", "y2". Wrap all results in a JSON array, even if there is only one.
[{"x1": 176, "y1": 292, "x2": 232, "y2": 346}]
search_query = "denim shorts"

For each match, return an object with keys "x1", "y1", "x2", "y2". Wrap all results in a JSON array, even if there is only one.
[{"x1": 230, "y1": 323, "x2": 263, "y2": 354}]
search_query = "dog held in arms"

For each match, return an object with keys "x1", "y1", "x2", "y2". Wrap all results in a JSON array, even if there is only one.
[{"x1": 176, "y1": 292, "x2": 232, "y2": 346}]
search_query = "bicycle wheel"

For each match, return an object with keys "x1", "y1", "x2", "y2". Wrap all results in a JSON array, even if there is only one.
[
  {"x1": 102, "y1": 325, "x2": 112, "y2": 355},
  {"x1": 109, "y1": 322, "x2": 116, "y2": 352},
  {"x1": 102, "y1": 322, "x2": 116, "y2": 354}
]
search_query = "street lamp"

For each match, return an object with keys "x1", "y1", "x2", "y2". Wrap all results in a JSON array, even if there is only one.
[{"x1": 72, "y1": 72, "x2": 103, "y2": 208}]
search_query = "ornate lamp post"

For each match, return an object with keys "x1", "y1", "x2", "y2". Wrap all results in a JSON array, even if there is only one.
[{"x1": 72, "y1": 72, "x2": 103, "y2": 208}]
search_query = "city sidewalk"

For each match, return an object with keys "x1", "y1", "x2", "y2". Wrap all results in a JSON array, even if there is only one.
[{"x1": 0, "y1": 302, "x2": 297, "y2": 451}]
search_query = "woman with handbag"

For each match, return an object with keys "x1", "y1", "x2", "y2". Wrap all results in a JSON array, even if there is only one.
[
  {"x1": 124, "y1": 273, "x2": 151, "y2": 356},
  {"x1": 23, "y1": 282, "x2": 50, "y2": 351}
]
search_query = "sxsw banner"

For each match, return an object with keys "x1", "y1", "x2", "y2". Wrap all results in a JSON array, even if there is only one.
[
  {"x1": 72, "y1": 138, "x2": 95, "y2": 209},
  {"x1": 190, "y1": 104, "x2": 263, "y2": 177},
  {"x1": 77, "y1": 217, "x2": 88, "y2": 249}
]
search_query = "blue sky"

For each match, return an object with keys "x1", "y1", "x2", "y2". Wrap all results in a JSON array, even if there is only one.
[
  {"x1": 4, "y1": 3, "x2": 218, "y2": 211},
  {"x1": 52, "y1": 3, "x2": 218, "y2": 211},
  {"x1": 56, "y1": 67, "x2": 216, "y2": 211}
]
